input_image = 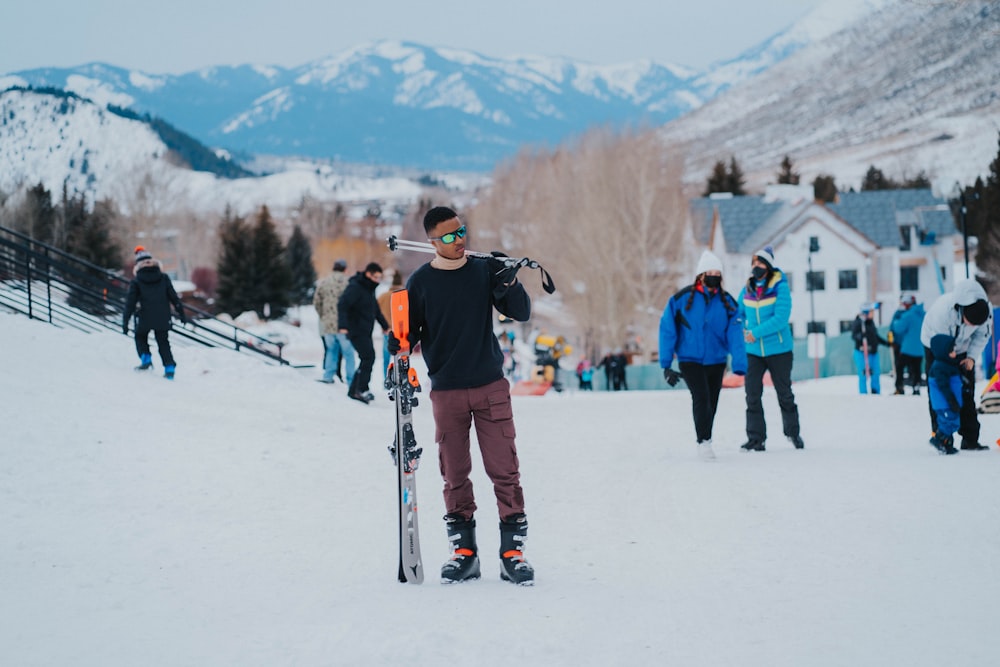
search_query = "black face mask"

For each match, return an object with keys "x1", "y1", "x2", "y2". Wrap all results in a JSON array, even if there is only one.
[
  {"x1": 703, "y1": 275, "x2": 722, "y2": 289},
  {"x1": 751, "y1": 266, "x2": 768, "y2": 281}
]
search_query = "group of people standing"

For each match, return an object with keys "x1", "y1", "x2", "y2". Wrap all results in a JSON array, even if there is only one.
[
  {"x1": 313, "y1": 259, "x2": 391, "y2": 404},
  {"x1": 658, "y1": 243, "x2": 994, "y2": 460},
  {"x1": 659, "y1": 246, "x2": 803, "y2": 459}
]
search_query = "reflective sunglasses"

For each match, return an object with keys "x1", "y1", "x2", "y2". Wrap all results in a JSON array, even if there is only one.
[{"x1": 428, "y1": 225, "x2": 467, "y2": 244}]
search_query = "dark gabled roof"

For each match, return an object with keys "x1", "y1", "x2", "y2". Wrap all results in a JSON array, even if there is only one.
[
  {"x1": 689, "y1": 195, "x2": 784, "y2": 251},
  {"x1": 692, "y1": 189, "x2": 956, "y2": 253},
  {"x1": 827, "y1": 189, "x2": 954, "y2": 248}
]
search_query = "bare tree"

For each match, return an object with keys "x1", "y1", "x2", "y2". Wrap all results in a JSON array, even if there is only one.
[{"x1": 471, "y1": 126, "x2": 689, "y2": 359}]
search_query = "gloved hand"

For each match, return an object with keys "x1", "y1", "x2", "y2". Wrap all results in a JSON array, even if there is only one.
[
  {"x1": 387, "y1": 332, "x2": 402, "y2": 355},
  {"x1": 733, "y1": 370, "x2": 746, "y2": 376},
  {"x1": 488, "y1": 251, "x2": 523, "y2": 299},
  {"x1": 122, "y1": 323, "x2": 129, "y2": 335},
  {"x1": 663, "y1": 368, "x2": 680, "y2": 386},
  {"x1": 177, "y1": 310, "x2": 188, "y2": 325}
]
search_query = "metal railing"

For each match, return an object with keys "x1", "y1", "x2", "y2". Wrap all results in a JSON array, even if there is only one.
[{"x1": 0, "y1": 224, "x2": 290, "y2": 365}]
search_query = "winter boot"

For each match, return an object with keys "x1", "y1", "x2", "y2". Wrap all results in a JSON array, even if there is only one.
[
  {"x1": 697, "y1": 439, "x2": 716, "y2": 460},
  {"x1": 789, "y1": 435, "x2": 805, "y2": 449},
  {"x1": 740, "y1": 439, "x2": 765, "y2": 452},
  {"x1": 135, "y1": 353, "x2": 153, "y2": 371},
  {"x1": 959, "y1": 439, "x2": 988, "y2": 451},
  {"x1": 929, "y1": 433, "x2": 957, "y2": 455},
  {"x1": 499, "y1": 513, "x2": 534, "y2": 586},
  {"x1": 164, "y1": 365, "x2": 175, "y2": 380},
  {"x1": 440, "y1": 514, "x2": 481, "y2": 584}
]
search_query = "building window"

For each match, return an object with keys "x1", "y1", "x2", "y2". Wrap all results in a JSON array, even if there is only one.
[
  {"x1": 839, "y1": 320, "x2": 854, "y2": 334},
  {"x1": 899, "y1": 225, "x2": 912, "y2": 251},
  {"x1": 838, "y1": 270, "x2": 858, "y2": 290},
  {"x1": 807, "y1": 321, "x2": 826, "y2": 334},
  {"x1": 900, "y1": 266, "x2": 919, "y2": 291},
  {"x1": 806, "y1": 270, "x2": 826, "y2": 291}
]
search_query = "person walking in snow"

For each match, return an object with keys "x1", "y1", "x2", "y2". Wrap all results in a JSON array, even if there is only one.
[
  {"x1": 736, "y1": 246, "x2": 804, "y2": 451},
  {"x1": 891, "y1": 295, "x2": 926, "y2": 395},
  {"x1": 920, "y1": 278, "x2": 992, "y2": 451},
  {"x1": 122, "y1": 246, "x2": 187, "y2": 379},
  {"x1": 337, "y1": 262, "x2": 389, "y2": 404},
  {"x1": 851, "y1": 305, "x2": 890, "y2": 394},
  {"x1": 659, "y1": 250, "x2": 747, "y2": 460},
  {"x1": 926, "y1": 334, "x2": 963, "y2": 455},
  {"x1": 313, "y1": 259, "x2": 353, "y2": 385},
  {"x1": 391, "y1": 206, "x2": 534, "y2": 585}
]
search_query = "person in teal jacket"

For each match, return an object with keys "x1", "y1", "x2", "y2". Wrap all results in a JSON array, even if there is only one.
[
  {"x1": 660, "y1": 250, "x2": 747, "y2": 460},
  {"x1": 736, "y1": 246, "x2": 804, "y2": 451}
]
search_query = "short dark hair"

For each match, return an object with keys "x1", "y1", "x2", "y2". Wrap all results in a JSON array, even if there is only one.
[
  {"x1": 423, "y1": 206, "x2": 458, "y2": 234},
  {"x1": 364, "y1": 262, "x2": 383, "y2": 275}
]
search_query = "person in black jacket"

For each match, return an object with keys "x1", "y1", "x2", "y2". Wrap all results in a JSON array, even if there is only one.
[
  {"x1": 851, "y1": 305, "x2": 890, "y2": 394},
  {"x1": 122, "y1": 246, "x2": 187, "y2": 379},
  {"x1": 337, "y1": 262, "x2": 389, "y2": 404},
  {"x1": 395, "y1": 206, "x2": 534, "y2": 586}
]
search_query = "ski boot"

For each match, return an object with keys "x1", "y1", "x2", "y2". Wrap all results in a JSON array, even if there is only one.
[
  {"x1": 134, "y1": 353, "x2": 153, "y2": 371},
  {"x1": 440, "y1": 514, "x2": 481, "y2": 584},
  {"x1": 164, "y1": 365, "x2": 175, "y2": 380},
  {"x1": 499, "y1": 513, "x2": 534, "y2": 586}
]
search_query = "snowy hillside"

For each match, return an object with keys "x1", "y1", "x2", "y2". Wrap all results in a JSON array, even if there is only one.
[
  {"x1": 3, "y1": 310, "x2": 999, "y2": 666},
  {"x1": 661, "y1": 0, "x2": 1000, "y2": 192},
  {"x1": 0, "y1": 89, "x2": 426, "y2": 215}
]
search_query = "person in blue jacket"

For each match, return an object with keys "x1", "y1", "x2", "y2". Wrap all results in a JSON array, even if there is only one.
[
  {"x1": 659, "y1": 250, "x2": 747, "y2": 460},
  {"x1": 736, "y1": 246, "x2": 804, "y2": 452},
  {"x1": 890, "y1": 295, "x2": 926, "y2": 395}
]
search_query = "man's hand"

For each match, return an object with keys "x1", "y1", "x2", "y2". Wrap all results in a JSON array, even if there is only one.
[
  {"x1": 960, "y1": 358, "x2": 975, "y2": 371},
  {"x1": 387, "y1": 332, "x2": 401, "y2": 355},
  {"x1": 663, "y1": 368, "x2": 681, "y2": 386}
]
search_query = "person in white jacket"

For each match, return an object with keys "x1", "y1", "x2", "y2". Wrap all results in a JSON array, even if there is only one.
[{"x1": 919, "y1": 278, "x2": 992, "y2": 451}]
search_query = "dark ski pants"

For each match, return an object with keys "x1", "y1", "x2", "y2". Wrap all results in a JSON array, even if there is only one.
[
  {"x1": 348, "y1": 334, "x2": 376, "y2": 395},
  {"x1": 924, "y1": 346, "x2": 980, "y2": 445},
  {"x1": 135, "y1": 327, "x2": 175, "y2": 367},
  {"x1": 900, "y1": 353, "x2": 923, "y2": 390},
  {"x1": 745, "y1": 352, "x2": 800, "y2": 444},
  {"x1": 429, "y1": 377, "x2": 525, "y2": 521},
  {"x1": 679, "y1": 361, "x2": 726, "y2": 442}
]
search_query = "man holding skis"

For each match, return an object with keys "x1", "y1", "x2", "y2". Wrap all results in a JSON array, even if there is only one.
[{"x1": 391, "y1": 206, "x2": 535, "y2": 586}]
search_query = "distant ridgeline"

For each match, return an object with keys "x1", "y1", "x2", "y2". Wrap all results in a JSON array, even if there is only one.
[{"x1": 3, "y1": 85, "x2": 254, "y2": 180}]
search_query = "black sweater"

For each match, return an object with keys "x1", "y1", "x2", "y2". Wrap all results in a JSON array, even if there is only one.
[{"x1": 407, "y1": 257, "x2": 530, "y2": 390}]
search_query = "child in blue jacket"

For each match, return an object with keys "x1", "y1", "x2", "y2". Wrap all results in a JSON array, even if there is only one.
[{"x1": 927, "y1": 333, "x2": 962, "y2": 455}]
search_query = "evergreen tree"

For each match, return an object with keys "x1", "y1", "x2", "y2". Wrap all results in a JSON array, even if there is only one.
[
  {"x1": 861, "y1": 165, "x2": 895, "y2": 191},
  {"x1": 286, "y1": 224, "x2": 317, "y2": 305},
  {"x1": 703, "y1": 160, "x2": 729, "y2": 195},
  {"x1": 725, "y1": 156, "x2": 747, "y2": 195},
  {"x1": 902, "y1": 171, "x2": 932, "y2": 189},
  {"x1": 813, "y1": 174, "x2": 838, "y2": 203},
  {"x1": 215, "y1": 209, "x2": 255, "y2": 317},
  {"x1": 19, "y1": 182, "x2": 57, "y2": 245},
  {"x1": 959, "y1": 132, "x2": 1000, "y2": 298},
  {"x1": 777, "y1": 155, "x2": 800, "y2": 185},
  {"x1": 62, "y1": 194, "x2": 124, "y2": 315},
  {"x1": 250, "y1": 205, "x2": 292, "y2": 320}
]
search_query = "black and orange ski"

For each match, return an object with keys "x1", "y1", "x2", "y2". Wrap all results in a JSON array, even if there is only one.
[{"x1": 385, "y1": 289, "x2": 424, "y2": 584}]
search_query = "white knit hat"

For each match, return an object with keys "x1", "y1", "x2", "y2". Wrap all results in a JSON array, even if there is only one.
[
  {"x1": 754, "y1": 245, "x2": 775, "y2": 268},
  {"x1": 695, "y1": 250, "x2": 723, "y2": 276}
]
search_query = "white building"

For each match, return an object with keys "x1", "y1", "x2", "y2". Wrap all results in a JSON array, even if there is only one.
[{"x1": 691, "y1": 186, "x2": 959, "y2": 335}]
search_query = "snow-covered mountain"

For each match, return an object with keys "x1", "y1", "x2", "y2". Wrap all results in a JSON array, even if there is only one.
[
  {"x1": 0, "y1": 1, "x2": 882, "y2": 173},
  {"x1": 2, "y1": 0, "x2": 993, "y2": 210},
  {"x1": 660, "y1": 0, "x2": 1000, "y2": 193},
  {"x1": 0, "y1": 88, "x2": 427, "y2": 215}
]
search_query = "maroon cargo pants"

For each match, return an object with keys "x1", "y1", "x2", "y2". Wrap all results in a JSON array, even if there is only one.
[{"x1": 429, "y1": 377, "x2": 525, "y2": 521}]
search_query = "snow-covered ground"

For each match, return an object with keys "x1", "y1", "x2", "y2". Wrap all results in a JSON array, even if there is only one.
[{"x1": 3, "y1": 309, "x2": 999, "y2": 666}]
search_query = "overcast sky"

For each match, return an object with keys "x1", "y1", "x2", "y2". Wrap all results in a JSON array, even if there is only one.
[{"x1": 2, "y1": 1, "x2": 821, "y2": 75}]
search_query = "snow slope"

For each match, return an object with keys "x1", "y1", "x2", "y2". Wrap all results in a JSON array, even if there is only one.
[{"x1": 2, "y1": 310, "x2": 999, "y2": 666}]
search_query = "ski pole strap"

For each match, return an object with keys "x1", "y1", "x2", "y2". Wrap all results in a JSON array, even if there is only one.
[{"x1": 386, "y1": 235, "x2": 556, "y2": 294}]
